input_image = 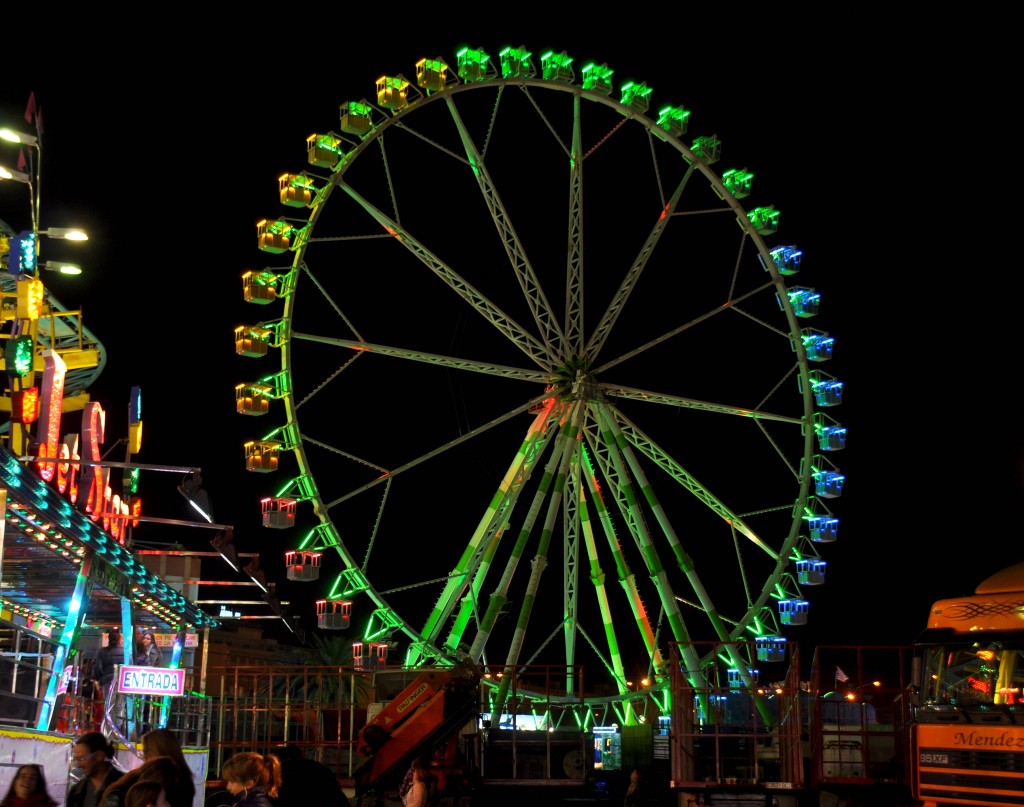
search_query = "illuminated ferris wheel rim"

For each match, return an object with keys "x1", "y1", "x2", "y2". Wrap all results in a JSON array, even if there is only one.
[
  {"x1": 241, "y1": 47, "x2": 840, "y2": 702},
  {"x1": 294, "y1": 76, "x2": 773, "y2": 272}
]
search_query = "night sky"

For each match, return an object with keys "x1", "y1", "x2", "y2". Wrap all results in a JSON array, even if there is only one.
[{"x1": 1, "y1": 22, "x2": 1015, "y2": 669}]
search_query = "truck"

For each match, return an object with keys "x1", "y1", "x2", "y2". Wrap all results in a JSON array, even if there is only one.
[
  {"x1": 799, "y1": 562, "x2": 1024, "y2": 806},
  {"x1": 909, "y1": 561, "x2": 1024, "y2": 806}
]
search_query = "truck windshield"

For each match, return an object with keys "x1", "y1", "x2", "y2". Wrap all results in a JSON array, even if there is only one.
[{"x1": 921, "y1": 641, "x2": 1024, "y2": 706}]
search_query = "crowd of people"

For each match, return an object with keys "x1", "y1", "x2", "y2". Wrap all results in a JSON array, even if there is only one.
[
  {"x1": 7, "y1": 730, "x2": 352, "y2": 807},
  {"x1": 87, "y1": 629, "x2": 164, "y2": 699},
  {"x1": 62, "y1": 728, "x2": 196, "y2": 807},
  {"x1": 6, "y1": 728, "x2": 655, "y2": 807}
]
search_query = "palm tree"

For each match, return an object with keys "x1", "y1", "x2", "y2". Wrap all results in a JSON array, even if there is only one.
[{"x1": 295, "y1": 633, "x2": 374, "y2": 707}]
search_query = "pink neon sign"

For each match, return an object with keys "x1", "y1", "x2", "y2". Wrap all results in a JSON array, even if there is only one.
[{"x1": 116, "y1": 666, "x2": 186, "y2": 696}]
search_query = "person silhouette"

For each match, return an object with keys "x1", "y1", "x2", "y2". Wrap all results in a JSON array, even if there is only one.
[{"x1": 272, "y1": 746, "x2": 348, "y2": 807}]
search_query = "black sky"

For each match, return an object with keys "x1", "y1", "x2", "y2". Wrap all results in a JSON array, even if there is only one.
[{"x1": 2, "y1": 22, "x2": 1017, "y2": 657}]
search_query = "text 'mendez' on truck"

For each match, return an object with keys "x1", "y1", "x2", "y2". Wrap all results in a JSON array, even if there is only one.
[{"x1": 911, "y1": 560, "x2": 1024, "y2": 807}]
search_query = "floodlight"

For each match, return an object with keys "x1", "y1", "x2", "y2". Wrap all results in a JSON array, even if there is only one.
[
  {"x1": 0, "y1": 127, "x2": 38, "y2": 147},
  {"x1": 210, "y1": 529, "x2": 239, "y2": 572},
  {"x1": 178, "y1": 472, "x2": 213, "y2": 523},
  {"x1": 243, "y1": 556, "x2": 268, "y2": 593},
  {"x1": 0, "y1": 165, "x2": 30, "y2": 183},
  {"x1": 40, "y1": 227, "x2": 88, "y2": 241},
  {"x1": 43, "y1": 261, "x2": 83, "y2": 276}
]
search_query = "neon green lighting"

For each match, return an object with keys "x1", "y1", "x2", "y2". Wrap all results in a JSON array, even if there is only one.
[
  {"x1": 691, "y1": 135, "x2": 721, "y2": 164},
  {"x1": 345, "y1": 101, "x2": 372, "y2": 116},
  {"x1": 456, "y1": 47, "x2": 490, "y2": 83},
  {"x1": 748, "y1": 206, "x2": 779, "y2": 235},
  {"x1": 581, "y1": 63, "x2": 613, "y2": 95},
  {"x1": 312, "y1": 134, "x2": 342, "y2": 152},
  {"x1": 723, "y1": 168, "x2": 754, "y2": 198},
  {"x1": 5, "y1": 335, "x2": 33, "y2": 377},
  {"x1": 293, "y1": 474, "x2": 318, "y2": 500},
  {"x1": 499, "y1": 46, "x2": 533, "y2": 78},
  {"x1": 620, "y1": 81, "x2": 652, "y2": 112},
  {"x1": 122, "y1": 466, "x2": 140, "y2": 495},
  {"x1": 312, "y1": 521, "x2": 341, "y2": 550},
  {"x1": 334, "y1": 567, "x2": 370, "y2": 598},
  {"x1": 340, "y1": 102, "x2": 373, "y2": 138},
  {"x1": 656, "y1": 105, "x2": 690, "y2": 136},
  {"x1": 262, "y1": 219, "x2": 293, "y2": 236},
  {"x1": 541, "y1": 50, "x2": 573, "y2": 81},
  {"x1": 364, "y1": 607, "x2": 403, "y2": 641},
  {"x1": 362, "y1": 617, "x2": 384, "y2": 641}
]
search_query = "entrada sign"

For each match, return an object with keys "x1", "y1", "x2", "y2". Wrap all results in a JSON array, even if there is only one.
[{"x1": 116, "y1": 665, "x2": 186, "y2": 696}]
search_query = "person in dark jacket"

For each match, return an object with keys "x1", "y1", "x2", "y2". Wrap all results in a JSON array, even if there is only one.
[
  {"x1": 272, "y1": 746, "x2": 348, "y2": 807},
  {"x1": 92, "y1": 630, "x2": 124, "y2": 697},
  {"x1": 135, "y1": 632, "x2": 162, "y2": 667},
  {"x1": 66, "y1": 733, "x2": 123, "y2": 807},
  {"x1": 92, "y1": 630, "x2": 128, "y2": 732}
]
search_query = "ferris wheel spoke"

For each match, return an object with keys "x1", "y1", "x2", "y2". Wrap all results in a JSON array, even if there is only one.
[
  {"x1": 517, "y1": 84, "x2": 573, "y2": 156},
  {"x1": 465, "y1": 402, "x2": 576, "y2": 665},
  {"x1": 577, "y1": 410, "x2": 663, "y2": 675},
  {"x1": 575, "y1": 451, "x2": 639, "y2": 693},
  {"x1": 443, "y1": 94, "x2": 567, "y2": 364},
  {"x1": 412, "y1": 402, "x2": 563, "y2": 663},
  {"x1": 320, "y1": 390, "x2": 554, "y2": 512},
  {"x1": 562, "y1": 457, "x2": 581, "y2": 678},
  {"x1": 582, "y1": 403, "x2": 706, "y2": 683},
  {"x1": 337, "y1": 180, "x2": 553, "y2": 368},
  {"x1": 601, "y1": 383, "x2": 803, "y2": 425},
  {"x1": 565, "y1": 94, "x2": 584, "y2": 357},
  {"x1": 608, "y1": 404, "x2": 788, "y2": 560},
  {"x1": 589, "y1": 403, "x2": 698, "y2": 639},
  {"x1": 291, "y1": 332, "x2": 552, "y2": 384},
  {"x1": 297, "y1": 432, "x2": 389, "y2": 475},
  {"x1": 296, "y1": 260, "x2": 365, "y2": 343},
  {"x1": 289, "y1": 353, "x2": 364, "y2": 414},
  {"x1": 488, "y1": 402, "x2": 584, "y2": 712},
  {"x1": 391, "y1": 118, "x2": 474, "y2": 166},
  {"x1": 604, "y1": 402, "x2": 807, "y2": 668},
  {"x1": 592, "y1": 278, "x2": 777, "y2": 376},
  {"x1": 589, "y1": 404, "x2": 771, "y2": 697},
  {"x1": 585, "y1": 169, "x2": 696, "y2": 363}
]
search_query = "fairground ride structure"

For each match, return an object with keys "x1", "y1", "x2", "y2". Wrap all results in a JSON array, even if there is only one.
[{"x1": 231, "y1": 41, "x2": 847, "y2": 728}]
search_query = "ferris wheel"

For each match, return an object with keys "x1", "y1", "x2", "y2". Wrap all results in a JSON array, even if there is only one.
[{"x1": 233, "y1": 44, "x2": 845, "y2": 706}]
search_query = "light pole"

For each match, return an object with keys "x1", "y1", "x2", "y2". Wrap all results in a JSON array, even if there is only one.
[
  {"x1": 0, "y1": 122, "x2": 40, "y2": 233},
  {"x1": 1, "y1": 98, "x2": 89, "y2": 457},
  {"x1": 844, "y1": 680, "x2": 881, "y2": 702}
]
